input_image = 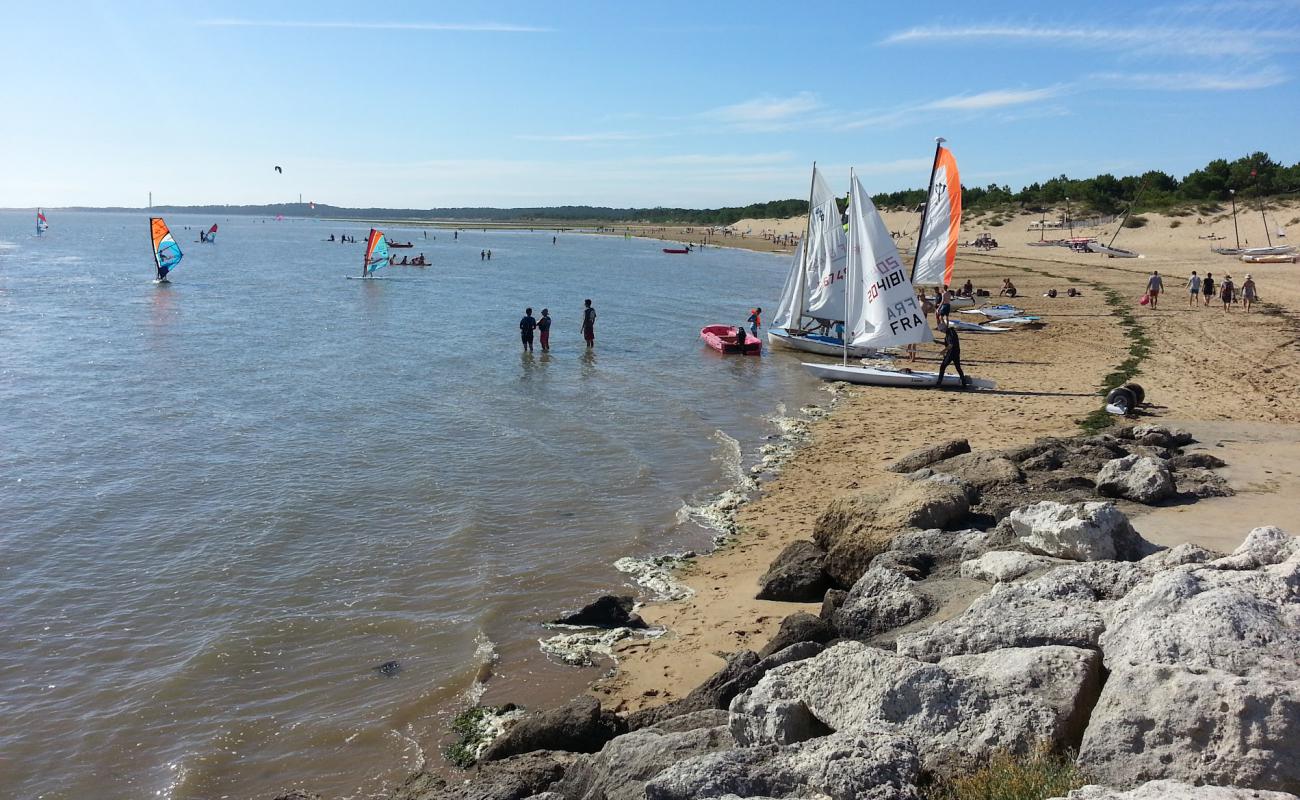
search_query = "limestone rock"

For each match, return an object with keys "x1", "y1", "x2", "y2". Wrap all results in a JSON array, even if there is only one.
[
  {"x1": 1131, "y1": 424, "x2": 1194, "y2": 447},
  {"x1": 1096, "y1": 455, "x2": 1176, "y2": 504},
  {"x1": 1176, "y1": 467, "x2": 1235, "y2": 498},
  {"x1": 755, "y1": 541, "x2": 831, "y2": 602},
  {"x1": 729, "y1": 641, "x2": 1101, "y2": 777},
  {"x1": 395, "y1": 751, "x2": 575, "y2": 800},
  {"x1": 551, "y1": 595, "x2": 647, "y2": 629},
  {"x1": 813, "y1": 481, "x2": 970, "y2": 586},
  {"x1": 927, "y1": 450, "x2": 1026, "y2": 491},
  {"x1": 1170, "y1": 452, "x2": 1228, "y2": 470},
  {"x1": 647, "y1": 709, "x2": 729, "y2": 734},
  {"x1": 1054, "y1": 782, "x2": 1300, "y2": 800},
  {"x1": 759, "y1": 612, "x2": 835, "y2": 658},
  {"x1": 959, "y1": 551, "x2": 1068, "y2": 583},
  {"x1": 887, "y1": 438, "x2": 971, "y2": 473},
  {"x1": 553, "y1": 723, "x2": 735, "y2": 800},
  {"x1": 1211, "y1": 525, "x2": 1300, "y2": 571},
  {"x1": 819, "y1": 588, "x2": 847, "y2": 620},
  {"x1": 1009, "y1": 500, "x2": 1159, "y2": 562},
  {"x1": 482, "y1": 696, "x2": 625, "y2": 761},
  {"x1": 832, "y1": 567, "x2": 933, "y2": 640}
]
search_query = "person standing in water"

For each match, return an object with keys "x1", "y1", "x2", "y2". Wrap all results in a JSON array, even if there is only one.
[
  {"x1": 1146, "y1": 271, "x2": 1164, "y2": 309},
  {"x1": 581, "y1": 299, "x2": 597, "y2": 348},
  {"x1": 747, "y1": 307, "x2": 762, "y2": 337},
  {"x1": 538, "y1": 308, "x2": 552, "y2": 351},
  {"x1": 520, "y1": 308, "x2": 537, "y2": 352},
  {"x1": 487, "y1": 249, "x2": 492, "y2": 260},
  {"x1": 934, "y1": 322, "x2": 970, "y2": 389}
]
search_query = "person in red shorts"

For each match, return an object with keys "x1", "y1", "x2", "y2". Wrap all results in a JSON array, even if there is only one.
[
  {"x1": 538, "y1": 308, "x2": 552, "y2": 351},
  {"x1": 581, "y1": 299, "x2": 597, "y2": 347}
]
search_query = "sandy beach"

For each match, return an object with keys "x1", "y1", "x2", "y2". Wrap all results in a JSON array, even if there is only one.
[{"x1": 593, "y1": 201, "x2": 1300, "y2": 714}]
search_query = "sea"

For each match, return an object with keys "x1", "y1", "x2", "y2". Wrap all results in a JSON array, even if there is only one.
[{"x1": 0, "y1": 211, "x2": 831, "y2": 799}]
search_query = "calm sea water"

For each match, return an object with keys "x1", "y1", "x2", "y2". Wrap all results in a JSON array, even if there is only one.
[{"x1": 0, "y1": 211, "x2": 827, "y2": 799}]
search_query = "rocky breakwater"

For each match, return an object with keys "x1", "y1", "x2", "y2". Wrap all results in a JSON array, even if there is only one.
[{"x1": 384, "y1": 426, "x2": 1298, "y2": 800}]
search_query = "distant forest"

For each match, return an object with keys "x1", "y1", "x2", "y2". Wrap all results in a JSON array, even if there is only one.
[{"x1": 64, "y1": 152, "x2": 1299, "y2": 226}]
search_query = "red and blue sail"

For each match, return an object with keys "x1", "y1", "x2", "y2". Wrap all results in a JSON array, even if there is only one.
[
  {"x1": 36, "y1": 209, "x2": 48, "y2": 236},
  {"x1": 150, "y1": 217, "x2": 183, "y2": 279},
  {"x1": 363, "y1": 228, "x2": 389, "y2": 276}
]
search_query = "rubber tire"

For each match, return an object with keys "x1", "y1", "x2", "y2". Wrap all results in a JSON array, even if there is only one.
[
  {"x1": 1122, "y1": 383, "x2": 1145, "y2": 405},
  {"x1": 1105, "y1": 387, "x2": 1137, "y2": 414}
]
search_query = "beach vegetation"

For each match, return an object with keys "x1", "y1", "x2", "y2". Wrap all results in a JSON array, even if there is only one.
[
  {"x1": 445, "y1": 705, "x2": 515, "y2": 768},
  {"x1": 921, "y1": 746, "x2": 1088, "y2": 800},
  {"x1": 1168, "y1": 220, "x2": 1181, "y2": 228},
  {"x1": 1122, "y1": 215, "x2": 1149, "y2": 228}
]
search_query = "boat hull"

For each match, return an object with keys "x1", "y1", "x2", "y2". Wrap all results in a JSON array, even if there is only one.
[
  {"x1": 701, "y1": 325, "x2": 761, "y2": 355},
  {"x1": 958, "y1": 305, "x2": 1023, "y2": 320},
  {"x1": 1087, "y1": 243, "x2": 1140, "y2": 258},
  {"x1": 949, "y1": 320, "x2": 1009, "y2": 334},
  {"x1": 1240, "y1": 252, "x2": 1297, "y2": 263},
  {"x1": 768, "y1": 329, "x2": 875, "y2": 357},
  {"x1": 801, "y1": 362, "x2": 995, "y2": 389},
  {"x1": 663, "y1": 248, "x2": 689, "y2": 254}
]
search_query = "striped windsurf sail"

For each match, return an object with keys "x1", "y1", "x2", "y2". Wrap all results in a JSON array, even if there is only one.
[
  {"x1": 362, "y1": 228, "x2": 389, "y2": 276},
  {"x1": 206, "y1": 224, "x2": 218, "y2": 242},
  {"x1": 150, "y1": 217, "x2": 183, "y2": 280},
  {"x1": 912, "y1": 143, "x2": 961, "y2": 288},
  {"x1": 36, "y1": 209, "x2": 48, "y2": 235}
]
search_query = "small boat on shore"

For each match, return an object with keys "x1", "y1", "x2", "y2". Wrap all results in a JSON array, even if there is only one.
[
  {"x1": 768, "y1": 328, "x2": 874, "y2": 357},
  {"x1": 663, "y1": 247, "x2": 690, "y2": 254},
  {"x1": 802, "y1": 362, "x2": 994, "y2": 389},
  {"x1": 701, "y1": 325, "x2": 761, "y2": 355},
  {"x1": 1240, "y1": 252, "x2": 1298, "y2": 264},
  {"x1": 1240, "y1": 245, "x2": 1296, "y2": 257},
  {"x1": 949, "y1": 319, "x2": 1009, "y2": 334},
  {"x1": 958, "y1": 304, "x2": 1023, "y2": 320},
  {"x1": 1087, "y1": 242, "x2": 1141, "y2": 258}
]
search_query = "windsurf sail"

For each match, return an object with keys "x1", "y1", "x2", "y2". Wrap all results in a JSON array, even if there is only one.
[
  {"x1": 205, "y1": 224, "x2": 218, "y2": 243},
  {"x1": 362, "y1": 228, "x2": 389, "y2": 276},
  {"x1": 845, "y1": 172, "x2": 933, "y2": 351},
  {"x1": 36, "y1": 209, "x2": 48, "y2": 236},
  {"x1": 911, "y1": 140, "x2": 961, "y2": 288},
  {"x1": 150, "y1": 217, "x2": 183, "y2": 280}
]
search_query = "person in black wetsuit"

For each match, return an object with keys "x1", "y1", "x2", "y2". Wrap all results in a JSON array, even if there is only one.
[
  {"x1": 520, "y1": 307, "x2": 537, "y2": 352},
  {"x1": 934, "y1": 323, "x2": 970, "y2": 389}
]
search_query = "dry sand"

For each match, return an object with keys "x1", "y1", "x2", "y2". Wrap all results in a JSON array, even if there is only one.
[{"x1": 593, "y1": 201, "x2": 1300, "y2": 714}]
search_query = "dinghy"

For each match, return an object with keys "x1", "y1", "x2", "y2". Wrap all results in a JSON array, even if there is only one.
[
  {"x1": 803, "y1": 363, "x2": 995, "y2": 389},
  {"x1": 1087, "y1": 242, "x2": 1141, "y2": 258},
  {"x1": 701, "y1": 325, "x2": 761, "y2": 355},
  {"x1": 768, "y1": 328, "x2": 874, "y2": 356},
  {"x1": 662, "y1": 247, "x2": 689, "y2": 254},
  {"x1": 150, "y1": 217, "x2": 182, "y2": 283},
  {"x1": 348, "y1": 229, "x2": 390, "y2": 279},
  {"x1": 1240, "y1": 252, "x2": 1298, "y2": 264},
  {"x1": 1240, "y1": 245, "x2": 1296, "y2": 257}
]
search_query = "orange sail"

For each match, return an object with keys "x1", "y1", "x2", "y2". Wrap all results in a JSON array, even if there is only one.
[
  {"x1": 150, "y1": 217, "x2": 183, "y2": 280},
  {"x1": 911, "y1": 142, "x2": 961, "y2": 288}
]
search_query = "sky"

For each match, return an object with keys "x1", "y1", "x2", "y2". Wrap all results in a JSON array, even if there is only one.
[{"x1": 3, "y1": 0, "x2": 1299, "y2": 209}]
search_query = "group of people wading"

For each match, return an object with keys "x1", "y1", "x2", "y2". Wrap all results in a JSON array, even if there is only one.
[{"x1": 518, "y1": 299, "x2": 597, "y2": 353}]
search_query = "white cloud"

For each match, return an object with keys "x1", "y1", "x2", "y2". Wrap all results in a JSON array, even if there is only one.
[
  {"x1": 706, "y1": 92, "x2": 822, "y2": 127},
  {"x1": 198, "y1": 19, "x2": 551, "y2": 33},
  {"x1": 882, "y1": 23, "x2": 1300, "y2": 58},
  {"x1": 1091, "y1": 68, "x2": 1288, "y2": 90},
  {"x1": 920, "y1": 87, "x2": 1063, "y2": 111},
  {"x1": 514, "y1": 132, "x2": 666, "y2": 142}
]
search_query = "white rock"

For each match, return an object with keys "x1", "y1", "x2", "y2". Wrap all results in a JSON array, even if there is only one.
[
  {"x1": 832, "y1": 567, "x2": 932, "y2": 639},
  {"x1": 1096, "y1": 455, "x2": 1176, "y2": 504},
  {"x1": 1009, "y1": 500, "x2": 1157, "y2": 562},
  {"x1": 1054, "y1": 780, "x2": 1300, "y2": 799},
  {"x1": 959, "y1": 551, "x2": 1067, "y2": 583}
]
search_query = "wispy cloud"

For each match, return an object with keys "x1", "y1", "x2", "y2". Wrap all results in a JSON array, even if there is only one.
[
  {"x1": 920, "y1": 87, "x2": 1063, "y2": 111},
  {"x1": 705, "y1": 92, "x2": 824, "y2": 131},
  {"x1": 1091, "y1": 68, "x2": 1289, "y2": 90},
  {"x1": 882, "y1": 23, "x2": 1300, "y2": 57},
  {"x1": 198, "y1": 19, "x2": 551, "y2": 33},
  {"x1": 514, "y1": 132, "x2": 668, "y2": 142}
]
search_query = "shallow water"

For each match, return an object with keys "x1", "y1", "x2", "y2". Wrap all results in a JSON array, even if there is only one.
[{"x1": 0, "y1": 211, "x2": 827, "y2": 799}]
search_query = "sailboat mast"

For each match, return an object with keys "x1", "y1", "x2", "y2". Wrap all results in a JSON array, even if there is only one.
[
  {"x1": 910, "y1": 137, "x2": 945, "y2": 285},
  {"x1": 843, "y1": 168, "x2": 855, "y2": 367},
  {"x1": 793, "y1": 163, "x2": 817, "y2": 331},
  {"x1": 1229, "y1": 190, "x2": 1240, "y2": 249},
  {"x1": 1261, "y1": 200, "x2": 1273, "y2": 247},
  {"x1": 1108, "y1": 176, "x2": 1149, "y2": 249}
]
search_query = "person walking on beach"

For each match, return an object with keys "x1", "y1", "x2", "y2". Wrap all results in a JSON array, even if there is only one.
[
  {"x1": 520, "y1": 307, "x2": 537, "y2": 352},
  {"x1": 1187, "y1": 271, "x2": 1201, "y2": 307},
  {"x1": 581, "y1": 299, "x2": 597, "y2": 348},
  {"x1": 538, "y1": 308, "x2": 552, "y2": 351},
  {"x1": 747, "y1": 307, "x2": 762, "y2": 337},
  {"x1": 934, "y1": 322, "x2": 969, "y2": 389},
  {"x1": 1220, "y1": 275, "x2": 1235, "y2": 312},
  {"x1": 1242, "y1": 274, "x2": 1258, "y2": 312},
  {"x1": 1146, "y1": 271, "x2": 1164, "y2": 309}
]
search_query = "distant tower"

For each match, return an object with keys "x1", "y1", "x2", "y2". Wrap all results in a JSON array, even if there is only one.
[{"x1": 148, "y1": 191, "x2": 152, "y2": 209}]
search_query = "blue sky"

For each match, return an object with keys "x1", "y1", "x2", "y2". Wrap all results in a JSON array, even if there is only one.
[{"x1": 3, "y1": 0, "x2": 1298, "y2": 208}]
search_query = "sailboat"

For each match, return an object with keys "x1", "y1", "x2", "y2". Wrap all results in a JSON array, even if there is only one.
[
  {"x1": 36, "y1": 209, "x2": 49, "y2": 236},
  {"x1": 768, "y1": 165, "x2": 874, "y2": 357},
  {"x1": 802, "y1": 171, "x2": 994, "y2": 389},
  {"x1": 150, "y1": 217, "x2": 183, "y2": 283},
  {"x1": 348, "y1": 228, "x2": 390, "y2": 279},
  {"x1": 910, "y1": 139, "x2": 962, "y2": 290}
]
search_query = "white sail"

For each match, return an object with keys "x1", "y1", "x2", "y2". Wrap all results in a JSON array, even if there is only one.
[
  {"x1": 801, "y1": 167, "x2": 849, "y2": 321},
  {"x1": 846, "y1": 174, "x2": 933, "y2": 350},
  {"x1": 771, "y1": 240, "x2": 805, "y2": 330},
  {"x1": 912, "y1": 143, "x2": 961, "y2": 288}
]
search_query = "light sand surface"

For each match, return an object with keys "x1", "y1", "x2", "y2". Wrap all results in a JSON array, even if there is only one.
[{"x1": 593, "y1": 202, "x2": 1300, "y2": 714}]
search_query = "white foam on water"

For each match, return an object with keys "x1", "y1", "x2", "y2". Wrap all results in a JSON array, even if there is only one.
[
  {"x1": 614, "y1": 554, "x2": 695, "y2": 601},
  {"x1": 461, "y1": 632, "x2": 499, "y2": 706}
]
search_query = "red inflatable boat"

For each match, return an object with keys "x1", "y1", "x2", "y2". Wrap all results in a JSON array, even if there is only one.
[
  {"x1": 701, "y1": 325, "x2": 761, "y2": 355},
  {"x1": 662, "y1": 247, "x2": 690, "y2": 254}
]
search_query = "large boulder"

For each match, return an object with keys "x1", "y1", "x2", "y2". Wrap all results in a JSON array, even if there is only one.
[
  {"x1": 887, "y1": 438, "x2": 971, "y2": 473},
  {"x1": 644, "y1": 728, "x2": 920, "y2": 800},
  {"x1": 551, "y1": 595, "x2": 647, "y2": 629},
  {"x1": 926, "y1": 450, "x2": 1026, "y2": 492},
  {"x1": 553, "y1": 723, "x2": 735, "y2": 800},
  {"x1": 1169, "y1": 452, "x2": 1227, "y2": 470},
  {"x1": 959, "y1": 551, "x2": 1068, "y2": 583},
  {"x1": 755, "y1": 541, "x2": 831, "y2": 602},
  {"x1": 813, "y1": 481, "x2": 970, "y2": 586},
  {"x1": 1131, "y1": 424, "x2": 1194, "y2": 448},
  {"x1": 729, "y1": 641, "x2": 1101, "y2": 777},
  {"x1": 481, "y1": 696, "x2": 625, "y2": 761},
  {"x1": 1054, "y1": 782, "x2": 1300, "y2": 800},
  {"x1": 759, "y1": 612, "x2": 835, "y2": 658},
  {"x1": 1095, "y1": 455, "x2": 1176, "y2": 504},
  {"x1": 1009, "y1": 501, "x2": 1160, "y2": 562},
  {"x1": 831, "y1": 567, "x2": 933, "y2": 640},
  {"x1": 394, "y1": 751, "x2": 575, "y2": 800},
  {"x1": 1078, "y1": 533, "x2": 1300, "y2": 792}
]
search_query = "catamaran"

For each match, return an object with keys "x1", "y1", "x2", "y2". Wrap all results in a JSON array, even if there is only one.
[
  {"x1": 36, "y1": 209, "x2": 49, "y2": 237},
  {"x1": 801, "y1": 170, "x2": 994, "y2": 389},
  {"x1": 150, "y1": 217, "x2": 183, "y2": 283},
  {"x1": 768, "y1": 165, "x2": 872, "y2": 357},
  {"x1": 348, "y1": 228, "x2": 390, "y2": 279}
]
